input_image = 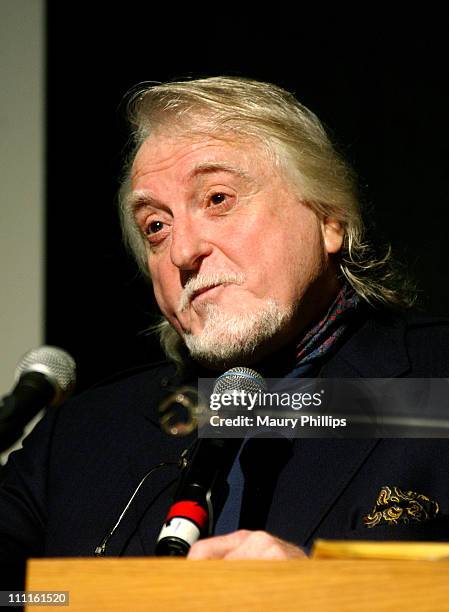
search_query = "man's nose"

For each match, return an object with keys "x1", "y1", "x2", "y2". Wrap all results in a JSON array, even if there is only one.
[{"x1": 169, "y1": 217, "x2": 212, "y2": 272}]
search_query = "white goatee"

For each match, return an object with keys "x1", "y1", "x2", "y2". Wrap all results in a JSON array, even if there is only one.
[{"x1": 183, "y1": 299, "x2": 293, "y2": 366}]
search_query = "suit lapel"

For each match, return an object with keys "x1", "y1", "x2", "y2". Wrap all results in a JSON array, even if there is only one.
[
  {"x1": 265, "y1": 438, "x2": 380, "y2": 546},
  {"x1": 324, "y1": 310, "x2": 411, "y2": 378},
  {"x1": 267, "y1": 312, "x2": 411, "y2": 545}
]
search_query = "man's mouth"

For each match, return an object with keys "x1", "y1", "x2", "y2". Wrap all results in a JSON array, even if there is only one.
[
  {"x1": 190, "y1": 284, "x2": 221, "y2": 302},
  {"x1": 178, "y1": 273, "x2": 246, "y2": 312}
]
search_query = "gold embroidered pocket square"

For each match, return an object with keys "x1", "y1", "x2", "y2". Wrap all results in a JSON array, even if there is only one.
[{"x1": 363, "y1": 485, "x2": 439, "y2": 528}]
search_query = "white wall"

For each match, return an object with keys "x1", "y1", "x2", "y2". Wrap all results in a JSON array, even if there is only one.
[
  {"x1": 0, "y1": 0, "x2": 45, "y2": 462},
  {"x1": 0, "y1": 0, "x2": 45, "y2": 391}
]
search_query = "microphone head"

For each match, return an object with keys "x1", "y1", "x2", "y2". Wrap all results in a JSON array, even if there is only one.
[
  {"x1": 14, "y1": 345, "x2": 76, "y2": 406},
  {"x1": 213, "y1": 367, "x2": 266, "y2": 395}
]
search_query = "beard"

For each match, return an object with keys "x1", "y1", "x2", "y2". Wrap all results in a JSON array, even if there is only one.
[{"x1": 183, "y1": 299, "x2": 293, "y2": 368}]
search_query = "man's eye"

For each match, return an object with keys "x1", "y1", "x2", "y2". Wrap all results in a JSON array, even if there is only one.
[
  {"x1": 210, "y1": 193, "x2": 226, "y2": 205},
  {"x1": 146, "y1": 220, "x2": 164, "y2": 235}
]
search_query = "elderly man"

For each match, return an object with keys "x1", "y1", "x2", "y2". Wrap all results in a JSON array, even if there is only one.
[{"x1": 0, "y1": 77, "x2": 448, "y2": 568}]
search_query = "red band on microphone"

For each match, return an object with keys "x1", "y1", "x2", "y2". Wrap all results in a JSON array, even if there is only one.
[{"x1": 165, "y1": 501, "x2": 208, "y2": 529}]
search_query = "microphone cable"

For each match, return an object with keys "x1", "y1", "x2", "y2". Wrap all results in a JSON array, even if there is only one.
[{"x1": 94, "y1": 446, "x2": 193, "y2": 556}]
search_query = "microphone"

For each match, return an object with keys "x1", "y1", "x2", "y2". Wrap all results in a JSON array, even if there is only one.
[
  {"x1": 155, "y1": 367, "x2": 266, "y2": 556},
  {"x1": 0, "y1": 346, "x2": 76, "y2": 452}
]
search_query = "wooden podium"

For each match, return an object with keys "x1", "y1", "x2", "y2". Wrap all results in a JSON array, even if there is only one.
[{"x1": 26, "y1": 556, "x2": 449, "y2": 611}]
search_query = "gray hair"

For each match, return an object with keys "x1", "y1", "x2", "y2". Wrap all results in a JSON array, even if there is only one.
[{"x1": 118, "y1": 76, "x2": 415, "y2": 365}]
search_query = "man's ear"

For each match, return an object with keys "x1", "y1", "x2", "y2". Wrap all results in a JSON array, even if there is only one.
[{"x1": 321, "y1": 217, "x2": 344, "y2": 254}]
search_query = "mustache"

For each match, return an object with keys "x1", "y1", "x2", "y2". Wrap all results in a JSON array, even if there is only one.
[{"x1": 178, "y1": 272, "x2": 245, "y2": 312}]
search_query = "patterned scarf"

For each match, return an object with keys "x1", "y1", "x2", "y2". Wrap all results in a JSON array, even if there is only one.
[{"x1": 292, "y1": 282, "x2": 361, "y2": 376}]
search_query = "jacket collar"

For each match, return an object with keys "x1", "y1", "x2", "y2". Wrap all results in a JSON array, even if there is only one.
[{"x1": 320, "y1": 309, "x2": 411, "y2": 378}]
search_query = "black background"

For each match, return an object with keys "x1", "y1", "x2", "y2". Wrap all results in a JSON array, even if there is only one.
[{"x1": 45, "y1": 6, "x2": 448, "y2": 391}]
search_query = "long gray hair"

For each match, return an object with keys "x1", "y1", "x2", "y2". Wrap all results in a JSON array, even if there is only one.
[{"x1": 118, "y1": 76, "x2": 415, "y2": 365}]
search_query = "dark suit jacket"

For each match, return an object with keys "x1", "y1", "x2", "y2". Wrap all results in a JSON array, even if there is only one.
[{"x1": 1, "y1": 310, "x2": 449, "y2": 570}]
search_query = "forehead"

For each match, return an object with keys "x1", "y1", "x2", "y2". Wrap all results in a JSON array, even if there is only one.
[{"x1": 130, "y1": 132, "x2": 274, "y2": 187}]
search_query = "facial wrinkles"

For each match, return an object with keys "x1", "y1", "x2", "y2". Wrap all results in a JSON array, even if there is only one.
[
  {"x1": 133, "y1": 138, "x2": 270, "y2": 271},
  {"x1": 132, "y1": 134, "x2": 330, "y2": 348},
  {"x1": 131, "y1": 137, "x2": 239, "y2": 185}
]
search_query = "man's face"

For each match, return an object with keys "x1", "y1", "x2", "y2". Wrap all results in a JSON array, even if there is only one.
[{"x1": 130, "y1": 132, "x2": 343, "y2": 366}]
